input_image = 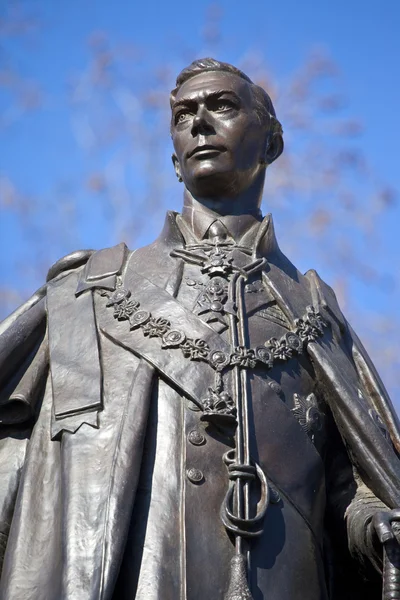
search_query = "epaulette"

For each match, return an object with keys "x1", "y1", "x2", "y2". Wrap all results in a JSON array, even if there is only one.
[
  {"x1": 75, "y1": 242, "x2": 128, "y2": 296},
  {"x1": 46, "y1": 250, "x2": 95, "y2": 282}
]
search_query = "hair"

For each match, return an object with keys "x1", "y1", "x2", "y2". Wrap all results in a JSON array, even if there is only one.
[{"x1": 170, "y1": 57, "x2": 283, "y2": 138}]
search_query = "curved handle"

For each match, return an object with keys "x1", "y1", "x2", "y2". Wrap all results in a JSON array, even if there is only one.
[{"x1": 220, "y1": 459, "x2": 269, "y2": 538}]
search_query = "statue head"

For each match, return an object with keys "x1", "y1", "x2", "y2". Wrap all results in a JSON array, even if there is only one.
[{"x1": 170, "y1": 58, "x2": 283, "y2": 210}]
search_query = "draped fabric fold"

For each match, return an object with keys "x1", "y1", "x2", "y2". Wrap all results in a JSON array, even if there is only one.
[{"x1": 0, "y1": 296, "x2": 47, "y2": 425}]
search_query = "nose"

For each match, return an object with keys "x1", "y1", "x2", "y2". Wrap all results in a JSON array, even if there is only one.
[{"x1": 191, "y1": 106, "x2": 215, "y2": 137}]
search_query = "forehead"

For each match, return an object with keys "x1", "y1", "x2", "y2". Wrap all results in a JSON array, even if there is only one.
[{"x1": 174, "y1": 71, "x2": 253, "y2": 105}]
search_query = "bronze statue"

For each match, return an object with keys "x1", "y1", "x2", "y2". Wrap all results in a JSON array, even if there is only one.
[{"x1": 1, "y1": 57, "x2": 400, "y2": 600}]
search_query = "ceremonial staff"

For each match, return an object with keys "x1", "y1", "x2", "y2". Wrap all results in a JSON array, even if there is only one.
[{"x1": 222, "y1": 260, "x2": 269, "y2": 600}]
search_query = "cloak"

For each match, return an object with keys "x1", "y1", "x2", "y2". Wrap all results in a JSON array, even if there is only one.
[{"x1": 0, "y1": 212, "x2": 399, "y2": 600}]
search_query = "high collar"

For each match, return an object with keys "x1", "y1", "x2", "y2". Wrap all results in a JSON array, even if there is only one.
[
  {"x1": 181, "y1": 197, "x2": 262, "y2": 244},
  {"x1": 158, "y1": 209, "x2": 281, "y2": 260}
]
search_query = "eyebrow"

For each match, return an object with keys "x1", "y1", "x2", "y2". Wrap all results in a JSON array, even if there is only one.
[{"x1": 172, "y1": 90, "x2": 242, "y2": 110}]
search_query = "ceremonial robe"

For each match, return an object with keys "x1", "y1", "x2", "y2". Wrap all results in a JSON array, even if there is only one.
[{"x1": 0, "y1": 210, "x2": 400, "y2": 600}]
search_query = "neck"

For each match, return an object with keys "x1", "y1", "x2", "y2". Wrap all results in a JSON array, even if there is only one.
[{"x1": 183, "y1": 171, "x2": 266, "y2": 217}]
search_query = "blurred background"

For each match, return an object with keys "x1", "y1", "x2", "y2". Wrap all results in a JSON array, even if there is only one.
[{"x1": 1, "y1": 0, "x2": 399, "y2": 406}]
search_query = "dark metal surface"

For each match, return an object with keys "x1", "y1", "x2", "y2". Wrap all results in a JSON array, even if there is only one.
[{"x1": 0, "y1": 57, "x2": 399, "y2": 599}]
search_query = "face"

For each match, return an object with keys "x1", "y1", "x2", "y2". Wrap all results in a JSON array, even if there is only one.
[{"x1": 171, "y1": 71, "x2": 270, "y2": 198}]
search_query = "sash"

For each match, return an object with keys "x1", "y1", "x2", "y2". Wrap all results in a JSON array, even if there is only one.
[{"x1": 97, "y1": 268, "x2": 231, "y2": 407}]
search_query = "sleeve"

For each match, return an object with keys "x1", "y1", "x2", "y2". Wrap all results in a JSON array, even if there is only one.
[
  {"x1": 305, "y1": 269, "x2": 400, "y2": 584},
  {"x1": 323, "y1": 403, "x2": 385, "y2": 600},
  {"x1": 0, "y1": 289, "x2": 48, "y2": 426},
  {"x1": 340, "y1": 322, "x2": 400, "y2": 574},
  {"x1": 0, "y1": 289, "x2": 48, "y2": 573},
  {"x1": 0, "y1": 250, "x2": 94, "y2": 574}
]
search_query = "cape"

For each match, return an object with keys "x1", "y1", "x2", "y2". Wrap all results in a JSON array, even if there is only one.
[{"x1": 0, "y1": 212, "x2": 399, "y2": 600}]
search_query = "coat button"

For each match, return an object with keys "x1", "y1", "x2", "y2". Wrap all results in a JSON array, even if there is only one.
[
  {"x1": 188, "y1": 430, "x2": 206, "y2": 446},
  {"x1": 186, "y1": 468, "x2": 204, "y2": 484},
  {"x1": 269, "y1": 486, "x2": 281, "y2": 504},
  {"x1": 268, "y1": 380, "x2": 282, "y2": 395}
]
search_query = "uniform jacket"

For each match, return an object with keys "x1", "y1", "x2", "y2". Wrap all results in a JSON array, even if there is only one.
[{"x1": 0, "y1": 211, "x2": 400, "y2": 600}]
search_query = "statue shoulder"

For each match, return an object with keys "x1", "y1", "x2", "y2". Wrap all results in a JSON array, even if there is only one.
[
  {"x1": 304, "y1": 269, "x2": 346, "y2": 333},
  {"x1": 46, "y1": 249, "x2": 95, "y2": 282},
  {"x1": 46, "y1": 242, "x2": 129, "y2": 284}
]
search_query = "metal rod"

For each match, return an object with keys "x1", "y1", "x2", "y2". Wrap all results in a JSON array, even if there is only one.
[
  {"x1": 236, "y1": 275, "x2": 251, "y2": 524},
  {"x1": 228, "y1": 273, "x2": 244, "y2": 555}
]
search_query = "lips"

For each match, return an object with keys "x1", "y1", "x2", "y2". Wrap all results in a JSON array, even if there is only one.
[{"x1": 187, "y1": 144, "x2": 226, "y2": 158}]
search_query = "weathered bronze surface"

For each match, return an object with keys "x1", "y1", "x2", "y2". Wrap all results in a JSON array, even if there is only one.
[{"x1": 1, "y1": 57, "x2": 400, "y2": 600}]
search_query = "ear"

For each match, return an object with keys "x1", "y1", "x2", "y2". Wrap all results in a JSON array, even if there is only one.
[
  {"x1": 264, "y1": 132, "x2": 284, "y2": 165},
  {"x1": 172, "y1": 154, "x2": 183, "y2": 182}
]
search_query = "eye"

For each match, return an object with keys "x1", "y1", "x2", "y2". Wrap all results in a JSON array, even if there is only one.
[
  {"x1": 209, "y1": 98, "x2": 236, "y2": 113},
  {"x1": 215, "y1": 100, "x2": 232, "y2": 111},
  {"x1": 175, "y1": 111, "x2": 191, "y2": 125}
]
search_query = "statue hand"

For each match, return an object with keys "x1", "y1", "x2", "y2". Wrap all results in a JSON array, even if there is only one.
[{"x1": 372, "y1": 510, "x2": 400, "y2": 544}]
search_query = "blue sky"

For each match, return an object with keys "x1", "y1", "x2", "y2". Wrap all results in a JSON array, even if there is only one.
[
  {"x1": 1, "y1": 0, "x2": 400, "y2": 397},
  {"x1": 2, "y1": 0, "x2": 399, "y2": 193}
]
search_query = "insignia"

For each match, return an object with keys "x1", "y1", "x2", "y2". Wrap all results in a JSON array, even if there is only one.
[
  {"x1": 201, "y1": 244, "x2": 234, "y2": 277},
  {"x1": 194, "y1": 276, "x2": 229, "y2": 333},
  {"x1": 201, "y1": 386, "x2": 237, "y2": 427},
  {"x1": 170, "y1": 239, "x2": 255, "y2": 279},
  {"x1": 292, "y1": 393, "x2": 323, "y2": 442}
]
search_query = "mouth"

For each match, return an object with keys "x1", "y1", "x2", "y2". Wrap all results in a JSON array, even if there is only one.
[{"x1": 187, "y1": 144, "x2": 226, "y2": 159}]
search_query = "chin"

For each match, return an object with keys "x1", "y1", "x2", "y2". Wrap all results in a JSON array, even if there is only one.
[
  {"x1": 187, "y1": 171, "x2": 237, "y2": 197},
  {"x1": 185, "y1": 162, "x2": 236, "y2": 196}
]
